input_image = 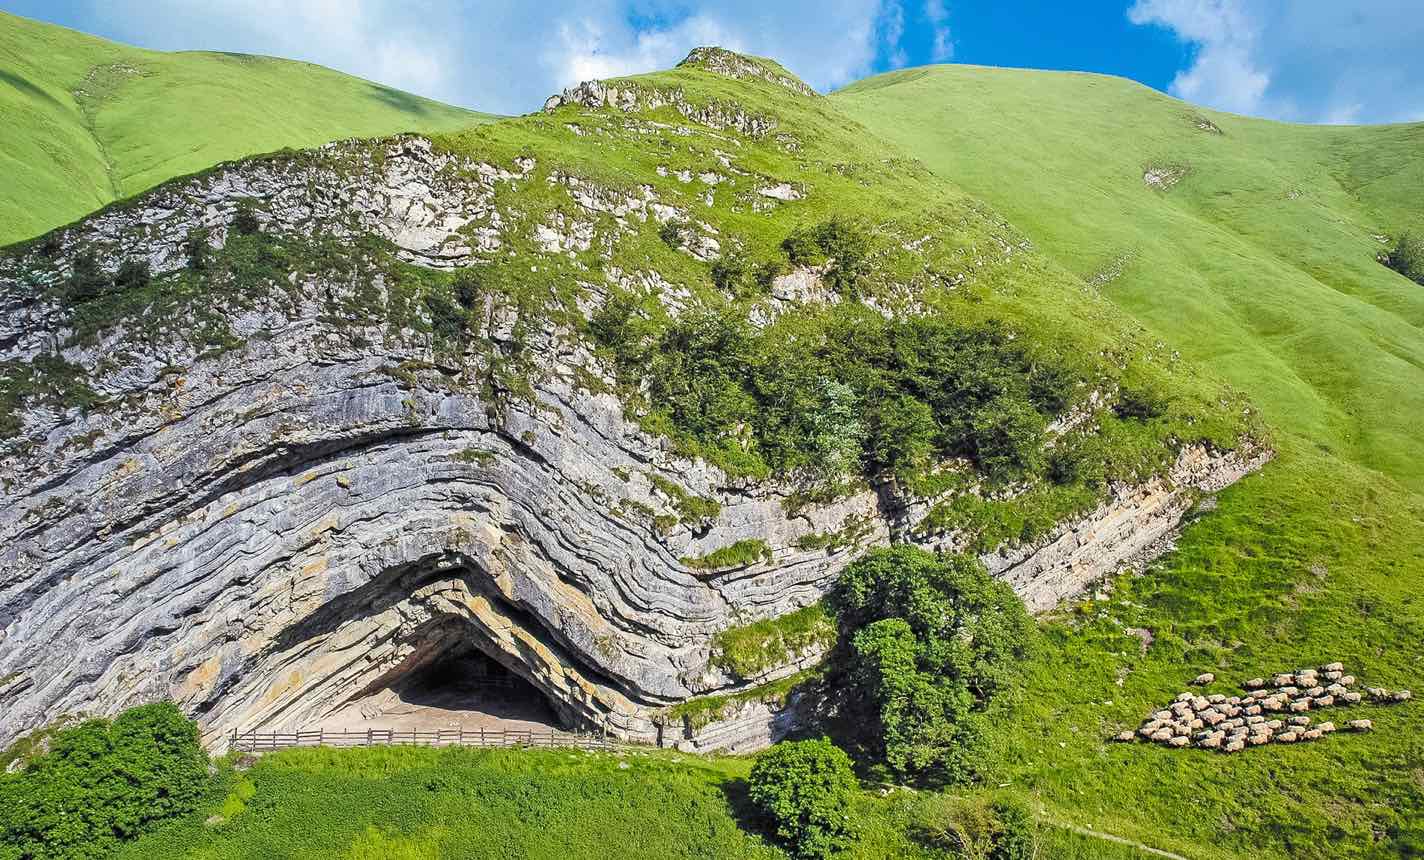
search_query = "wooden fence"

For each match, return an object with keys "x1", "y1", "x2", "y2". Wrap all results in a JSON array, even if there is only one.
[{"x1": 228, "y1": 726, "x2": 623, "y2": 752}]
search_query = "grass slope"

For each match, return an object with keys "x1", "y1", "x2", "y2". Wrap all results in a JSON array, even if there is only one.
[
  {"x1": 836, "y1": 66, "x2": 1424, "y2": 858},
  {"x1": 119, "y1": 746, "x2": 1150, "y2": 859},
  {"x1": 0, "y1": 11, "x2": 493, "y2": 246}
]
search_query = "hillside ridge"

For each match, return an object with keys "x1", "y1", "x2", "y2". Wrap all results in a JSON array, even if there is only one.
[{"x1": 0, "y1": 10, "x2": 494, "y2": 247}]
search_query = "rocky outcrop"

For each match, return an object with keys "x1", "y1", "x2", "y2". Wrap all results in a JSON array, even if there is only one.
[{"x1": 0, "y1": 129, "x2": 1266, "y2": 754}]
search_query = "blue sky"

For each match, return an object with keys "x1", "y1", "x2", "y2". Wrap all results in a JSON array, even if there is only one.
[{"x1": 3, "y1": 1, "x2": 1421, "y2": 123}]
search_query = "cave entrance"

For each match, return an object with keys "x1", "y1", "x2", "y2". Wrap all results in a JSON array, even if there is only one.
[{"x1": 317, "y1": 644, "x2": 561, "y2": 734}]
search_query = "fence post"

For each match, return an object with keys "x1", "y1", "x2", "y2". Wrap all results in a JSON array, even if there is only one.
[{"x1": 366, "y1": 728, "x2": 372, "y2": 747}]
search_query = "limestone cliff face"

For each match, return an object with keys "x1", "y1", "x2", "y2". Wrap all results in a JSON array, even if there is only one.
[{"x1": 0, "y1": 135, "x2": 1265, "y2": 752}]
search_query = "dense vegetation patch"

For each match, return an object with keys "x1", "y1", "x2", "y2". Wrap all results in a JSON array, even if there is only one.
[
  {"x1": 592, "y1": 299, "x2": 1080, "y2": 487},
  {"x1": 0, "y1": 703, "x2": 210, "y2": 860}
]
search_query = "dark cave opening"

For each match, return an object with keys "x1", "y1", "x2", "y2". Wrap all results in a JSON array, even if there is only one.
[{"x1": 318, "y1": 640, "x2": 563, "y2": 735}]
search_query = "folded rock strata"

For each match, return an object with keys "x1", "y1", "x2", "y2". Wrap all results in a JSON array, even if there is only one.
[{"x1": 0, "y1": 135, "x2": 1267, "y2": 753}]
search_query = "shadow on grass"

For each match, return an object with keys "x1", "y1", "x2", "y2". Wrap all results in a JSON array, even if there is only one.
[
  {"x1": 0, "y1": 68, "x2": 62, "y2": 107},
  {"x1": 720, "y1": 776, "x2": 781, "y2": 847},
  {"x1": 367, "y1": 83, "x2": 432, "y2": 117}
]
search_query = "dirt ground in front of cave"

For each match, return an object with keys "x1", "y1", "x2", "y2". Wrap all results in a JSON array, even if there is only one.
[{"x1": 312, "y1": 654, "x2": 561, "y2": 735}]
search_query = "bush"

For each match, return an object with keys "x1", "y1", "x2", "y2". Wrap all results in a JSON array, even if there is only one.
[
  {"x1": 813, "y1": 219, "x2": 870, "y2": 295},
  {"x1": 967, "y1": 398, "x2": 1046, "y2": 481},
  {"x1": 114, "y1": 259, "x2": 151, "y2": 292},
  {"x1": 232, "y1": 200, "x2": 261, "y2": 236},
  {"x1": 988, "y1": 797, "x2": 1036, "y2": 860},
  {"x1": 423, "y1": 292, "x2": 467, "y2": 341},
  {"x1": 595, "y1": 300, "x2": 1072, "y2": 485},
  {"x1": 1385, "y1": 232, "x2": 1424, "y2": 285},
  {"x1": 1115, "y1": 385, "x2": 1169, "y2": 420},
  {"x1": 781, "y1": 226, "x2": 823, "y2": 266},
  {"x1": 829, "y1": 546, "x2": 1033, "y2": 783},
  {"x1": 183, "y1": 229, "x2": 211, "y2": 271},
  {"x1": 755, "y1": 259, "x2": 787, "y2": 290},
  {"x1": 39, "y1": 233, "x2": 62, "y2": 259},
  {"x1": 711, "y1": 253, "x2": 752, "y2": 294},
  {"x1": 453, "y1": 269, "x2": 483, "y2": 310},
  {"x1": 658, "y1": 219, "x2": 686, "y2": 249},
  {"x1": 0, "y1": 702, "x2": 211, "y2": 859},
  {"x1": 1027, "y1": 361, "x2": 1075, "y2": 413},
  {"x1": 64, "y1": 252, "x2": 110, "y2": 303},
  {"x1": 748, "y1": 738, "x2": 858, "y2": 859},
  {"x1": 913, "y1": 794, "x2": 1037, "y2": 860},
  {"x1": 779, "y1": 219, "x2": 870, "y2": 295}
]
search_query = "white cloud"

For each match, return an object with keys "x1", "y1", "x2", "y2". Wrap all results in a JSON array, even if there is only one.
[
  {"x1": 1128, "y1": 0, "x2": 1424, "y2": 124},
  {"x1": 88, "y1": 0, "x2": 462, "y2": 104},
  {"x1": 880, "y1": 2, "x2": 908, "y2": 69},
  {"x1": 83, "y1": 0, "x2": 895, "y2": 114},
  {"x1": 924, "y1": 0, "x2": 953, "y2": 62}
]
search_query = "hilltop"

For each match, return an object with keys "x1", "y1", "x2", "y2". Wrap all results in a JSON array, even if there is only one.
[{"x1": 0, "y1": 11, "x2": 494, "y2": 246}]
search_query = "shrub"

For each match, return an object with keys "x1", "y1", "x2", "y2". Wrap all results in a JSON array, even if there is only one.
[
  {"x1": 453, "y1": 269, "x2": 484, "y2": 310},
  {"x1": 658, "y1": 219, "x2": 686, "y2": 249},
  {"x1": 748, "y1": 738, "x2": 858, "y2": 859},
  {"x1": 829, "y1": 546, "x2": 1033, "y2": 784},
  {"x1": 755, "y1": 259, "x2": 787, "y2": 290},
  {"x1": 423, "y1": 292, "x2": 467, "y2": 341},
  {"x1": 183, "y1": 228, "x2": 211, "y2": 271},
  {"x1": 813, "y1": 218, "x2": 870, "y2": 295},
  {"x1": 1385, "y1": 232, "x2": 1424, "y2": 285},
  {"x1": 1027, "y1": 361, "x2": 1075, "y2": 413},
  {"x1": 114, "y1": 259, "x2": 152, "y2": 292},
  {"x1": 864, "y1": 393, "x2": 937, "y2": 475},
  {"x1": 967, "y1": 398, "x2": 1046, "y2": 481},
  {"x1": 39, "y1": 233, "x2": 62, "y2": 259},
  {"x1": 64, "y1": 252, "x2": 110, "y2": 303},
  {"x1": 988, "y1": 797, "x2": 1036, "y2": 860},
  {"x1": 913, "y1": 794, "x2": 1037, "y2": 860},
  {"x1": 781, "y1": 226, "x2": 823, "y2": 267},
  {"x1": 0, "y1": 702, "x2": 210, "y2": 859},
  {"x1": 1115, "y1": 385, "x2": 1169, "y2": 420},
  {"x1": 232, "y1": 200, "x2": 261, "y2": 236},
  {"x1": 711, "y1": 253, "x2": 752, "y2": 294},
  {"x1": 779, "y1": 220, "x2": 870, "y2": 295}
]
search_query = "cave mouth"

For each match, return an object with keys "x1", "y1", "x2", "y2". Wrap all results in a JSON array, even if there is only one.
[{"x1": 316, "y1": 643, "x2": 563, "y2": 735}]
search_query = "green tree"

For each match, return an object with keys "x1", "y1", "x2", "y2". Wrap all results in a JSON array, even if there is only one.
[
  {"x1": 748, "y1": 738, "x2": 858, "y2": 859},
  {"x1": 829, "y1": 546, "x2": 1033, "y2": 784}
]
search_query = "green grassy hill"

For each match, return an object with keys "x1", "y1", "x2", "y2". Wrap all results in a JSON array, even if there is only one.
[
  {"x1": 834, "y1": 65, "x2": 1424, "y2": 489},
  {"x1": 836, "y1": 66, "x2": 1424, "y2": 858},
  {"x1": 0, "y1": 11, "x2": 494, "y2": 246}
]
